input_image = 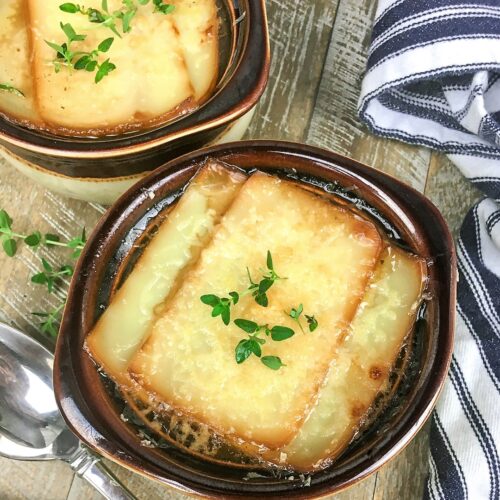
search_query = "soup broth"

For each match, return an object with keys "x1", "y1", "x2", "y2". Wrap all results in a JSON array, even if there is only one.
[{"x1": 0, "y1": 0, "x2": 224, "y2": 136}]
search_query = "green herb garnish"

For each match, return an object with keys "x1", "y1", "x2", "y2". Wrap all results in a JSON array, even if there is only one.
[
  {"x1": 200, "y1": 251, "x2": 320, "y2": 370},
  {"x1": 235, "y1": 337, "x2": 262, "y2": 364},
  {"x1": 45, "y1": 22, "x2": 116, "y2": 83},
  {"x1": 201, "y1": 251, "x2": 285, "y2": 325},
  {"x1": 305, "y1": 314, "x2": 318, "y2": 332},
  {"x1": 31, "y1": 258, "x2": 74, "y2": 293},
  {"x1": 234, "y1": 319, "x2": 295, "y2": 342},
  {"x1": 0, "y1": 209, "x2": 85, "y2": 338},
  {"x1": 60, "y1": 1, "x2": 131, "y2": 37},
  {"x1": 32, "y1": 303, "x2": 65, "y2": 338},
  {"x1": 246, "y1": 250, "x2": 285, "y2": 307},
  {"x1": 47, "y1": 1, "x2": 175, "y2": 82},
  {"x1": 200, "y1": 292, "x2": 239, "y2": 326},
  {"x1": 261, "y1": 356, "x2": 286, "y2": 370},
  {"x1": 0, "y1": 210, "x2": 86, "y2": 258},
  {"x1": 286, "y1": 303, "x2": 319, "y2": 333},
  {"x1": 152, "y1": 0, "x2": 175, "y2": 14},
  {"x1": 59, "y1": 0, "x2": 174, "y2": 37},
  {"x1": 233, "y1": 318, "x2": 294, "y2": 370},
  {"x1": 0, "y1": 83, "x2": 24, "y2": 98}
]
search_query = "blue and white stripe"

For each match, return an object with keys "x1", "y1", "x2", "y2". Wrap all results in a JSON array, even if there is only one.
[{"x1": 358, "y1": 1, "x2": 500, "y2": 498}]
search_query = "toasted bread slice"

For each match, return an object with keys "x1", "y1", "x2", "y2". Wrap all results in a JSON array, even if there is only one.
[
  {"x1": 28, "y1": 0, "x2": 193, "y2": 130},
  {"x1": 129, "y1": 172, "x2": 383, "y2": 449},
  {"x1": 0, "y1": 1, "x2": 38, "y2": 123},
  {"x1": 266, "y1": 246, "x2": 426, "y2": 470},
  {"x1": 85, "y1": 162, "x2": 246, "y2": 384},
  {"x1": 170, "y1": 0, "x2": 219, "y2": 101}
]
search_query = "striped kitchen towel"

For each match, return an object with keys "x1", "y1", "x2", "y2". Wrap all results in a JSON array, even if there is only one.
[{"x1": 358, "y1": 1, "x2": 500, "y2": 499}]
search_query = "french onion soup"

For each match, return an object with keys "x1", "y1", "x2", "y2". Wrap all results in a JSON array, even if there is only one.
[
  {"x1": 0, "y1": 0, "x2": 219, "y2": 136},
  {"x1": 85, "y1": 162, "x2": 427, "y2": 472}
]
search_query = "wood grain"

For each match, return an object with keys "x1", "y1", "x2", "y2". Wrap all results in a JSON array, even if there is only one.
[
  {"x1": 0, "y1": 160, "x2": 103, "y2": 498},
  {"x1": 245, "y1": 0, "x2": 338, "y2": 142},
  {"x1": 305, "y1": 0, "x2": 430, "y2": 192},
  {"x1": 65, "y1": 459, "x2": 188, "y2": 500},
  {"x1": 372, "y1": 424, "x2": 431, "y2": 500},
  {"x1": 0, "y1": 456, "x2": 73, "y2": 500},
  {"x1": 0, "y1": 0, "x2": 480, "y2": 497}
]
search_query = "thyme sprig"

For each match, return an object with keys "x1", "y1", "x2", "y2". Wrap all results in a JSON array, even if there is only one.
[
  {"x1": 60, "y1": 1, "x2": 135, "y2": 37},
  {"x1": 45, "y1": 23, "x2": 116, "y2": 83},
  {"x1": 286, "y1": 304, "x2": 319, "y2": 333},
  {"x1": 0, "y1": 209, "x2": 86, "y2": 258},
  {"x1": 32, "y1": 303, "x2": 65, "y2": 338},
  {"x1": 31, "y1": 258, "x2": 74, "y2": 293},
  {"x1": 0, "y1": 83, "x2": 24, "y2": 98},
  {"x1": 234, "y1": 318, "x2": 292, "y2": 369},
  {"x1": 200, "y1": 292, "x2": 239, "y2": 326},
  {"x1": 59, "y1": 0, "x2": 175, "y2": 37},
  {"x1": 201, "y1": 251, "x2": 285, "y2": 325},
  {"x1": 31, "y1": 300, "x2": 66, "y2": 337},
  {"x1": 201, "y1": 251, "x2": 318, "y2": 371},
  {"x1": 0, "y1": 209, "x2": 86, "y2": 338},
  {"x1": 151, "y1": 0, "x2": 175, "y2": 14},
  {"x1": 247, "y1": 250, "x2": 286, "y2": 307}
]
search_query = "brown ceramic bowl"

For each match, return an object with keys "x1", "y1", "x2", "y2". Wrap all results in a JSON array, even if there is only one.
[
  {"x1": 0, "y1": 1, "x2": 269, "y2": 204},
  {"x1": 54, "y1": 141, "x2": 456, "y2": 498}
]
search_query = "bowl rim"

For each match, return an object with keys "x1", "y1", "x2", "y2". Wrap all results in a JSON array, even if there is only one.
[
  {"x1": 0, "y1": 1, "x2": 270, "y2": 159},
  {"x1": 54, "y1": 140, "x2": 456, "y2": 499}
]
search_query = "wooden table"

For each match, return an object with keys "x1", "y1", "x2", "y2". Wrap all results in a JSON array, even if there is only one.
[{"x1": 0, "y1": 1, "x2": 481, "y2": 498}]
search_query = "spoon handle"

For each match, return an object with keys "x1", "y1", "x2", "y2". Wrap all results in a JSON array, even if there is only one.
[{"x1": 70, "y1": 448, "x2": 136, "y2": 500}]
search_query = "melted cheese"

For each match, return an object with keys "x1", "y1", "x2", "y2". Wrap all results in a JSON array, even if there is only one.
[
  {"x1": 0, "y1": 0, "x2": 218, "y2": 134},
  {"x1": 170, "y1": 0, "x2": 219, "y2": 101},
  {"x1": 29, "y1": 0, "x2": 193, "y2": 130},
  {"x1": 129, "y1": 172, "x2": 382, "y2": 449},
  {"x1": 265, "y1": 246, "x2": 426, "y2": 470},
  {"x1": 0, "y1": 1, "x2": 38, "y2": 123},
  {"x1": 85, "y1": 162, "x2": 246, "y2": 384}
]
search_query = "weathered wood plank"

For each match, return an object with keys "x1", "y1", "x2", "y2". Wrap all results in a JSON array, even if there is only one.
[
  {"x1": 0, "y1": 456, "x2": 73, "y2": 500},
  {"x1": 330, "y1": 477, "x2": 377, "y2": 500},
  {"x1": 372, "y1": 423, "x2": 430, "y2": 500},
  {"x1": 245, "y1": 0, "x2": 339, "y2": 142},
  {"x1": 66, "y1": 458, "x2": 189, "y2": 500},
  {"x1": 305, "y1": 0, "x2": 430, "y2": 192}
]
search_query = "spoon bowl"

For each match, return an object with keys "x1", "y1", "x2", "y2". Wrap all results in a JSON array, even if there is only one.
[
  {"x1": 0, "y1": 322, "x2": 77, "y2": 461},
  {"x1": 0, "y1": 322, "x2": 135, "y2": 499}
]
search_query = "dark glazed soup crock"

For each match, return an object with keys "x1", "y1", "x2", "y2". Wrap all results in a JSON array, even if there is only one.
[
  {"x1": 54, "y1": 141, "x2": 456, "y2": 499},
  {"x1": 0, "y1": 1, "x2": 269, "y2": 204}
]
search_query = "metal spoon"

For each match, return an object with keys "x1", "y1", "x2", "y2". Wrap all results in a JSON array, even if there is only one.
[{"x1": 0, "y1": 322, "x2": 136, "y2": 499}]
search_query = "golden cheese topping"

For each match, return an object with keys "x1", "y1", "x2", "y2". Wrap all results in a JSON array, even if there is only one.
[
  {"x1": 85, "y1": 162, "x2": 246, "y2": 384},
  {"x1": 1, "y1": 0, "x2": 218, "y2": 135},
  {"x1": 170, "y1": 0, "x2": 219, "y2": 100},
  {"x1": 264, "y1": 246, "x2": 427, "y2": 470},
  {"x1": 129, "y1": 172, "x2": 383, "y2": 449},
  {"x1": 0, "y1": 1, "x2": 37, "y2": 123},
  {"x1": 30, "y1": 0, "x2": 192, "y2": 130}
]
